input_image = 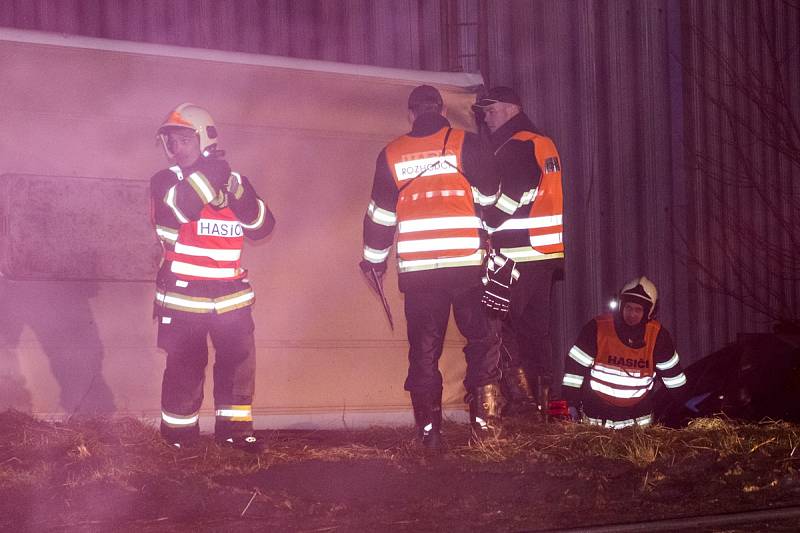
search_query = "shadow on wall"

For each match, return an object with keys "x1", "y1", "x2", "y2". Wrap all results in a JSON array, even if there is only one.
[{"x1": 0, "y1": 279, "x2": 115, "y2": 415}]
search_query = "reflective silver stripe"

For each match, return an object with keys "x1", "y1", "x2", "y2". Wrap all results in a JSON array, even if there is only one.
[
  {"x1": 156, "y1": 226, "x2": 178, "y2": 243},
  {"x1": 398, "y1": 250, "x2": 485, "y2": 273},
  {"x1": 494, "y1": 214, "x2": 563, "y2": 232},
  {"x1": 499, "y1": 246, "x2": 564, "y2": 262},
  {"x1": 568, "y1": 345, "x2": 595, "y2": 367},
  {"x1": 592, "y1": 363, "x2": 647, "y2": 377},
  {"x1": 407, "y1": 189, "x2": 466, "y2": 201},
  {"x1": 533, "y1": 214, "x2": 562, "y2": 227},
  {"x1": 397, "y1": 237, "x2": 481, "y2": 254},
  {"x1": 156, "y1": 291, "x2": 216, "y2": 311},
  {"x1": 241, "y1": 198, "x2": 267, "y2": 229},
  {"x1": 187, "y1": 171, "x2": 216, "y2": 203},
  {"x1": 171, "y1": 260, "x2": 239, "y2": 279},
  {"x1": 165, "y1": 185, "x2": 189, "y2": 223},
  {"x1": 530, "y1": 232, "x2": 563, "y2": 247},
  {"x1": 562, "y1": 373, "x2": 584, "y2": 388},
  {"x1": 398, "y1": 216, "x2": 482, "y2": 233},
  {"x1": 472, "y1": 186, "x2": 499, "y2": 206},
  {"x1": 363, "y1": 245, "x2": 390, "y2": 263},
  {"x1": 161, "y1": 411, "x2": 199, "y2": 426},
  {"x1": 156, "y1": 290, "x2": 254, "y2": 313},
  {"x1": 174, "y1": 242, "x2": 241, "y2": 261},
  {"x1": 662, "y1": 372, "x2": 687, "y2": 388},
  {"x1": 656, "y1": 352, "x2": 680, "y2": 371},
  {"x1": 494, "y1": 218, "x2": 533, "y2": 232},
  {"x1": 215, "y1": 291, "x2": 255, "y2": 311},
  {"x1": 495, "y1": 194, "x2": 518, "y2": 215},
  {"x1": 585, "y1": 413, "x2": 653, "y2": 429},
  {"x1": 215, "y1": 407, "x2": 252, "y2": 418},
  {"x1": 367, "y1": 200, "x2": 397, "y2": 227},
  {"x1": 589, "y1": 379, "x2": 652, "y2": 399},
  {"x1": 591, "y1": 365, "x2": 654, "y2": 387},
  {"x1": 519, "y1": 187, "x2": 538, "y2": 206}
]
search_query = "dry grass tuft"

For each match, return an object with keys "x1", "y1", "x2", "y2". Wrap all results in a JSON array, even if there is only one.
[{"x1": 1, "y1": 409, "x2": 799, "y2": 494}]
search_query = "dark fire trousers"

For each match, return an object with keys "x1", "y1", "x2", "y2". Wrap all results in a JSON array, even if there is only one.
[
  {"x1": 501, "y1": 259, "x2": 563, "y2": 380},
  {"x1": 403, "y1": 284, "x2": 501, "y2": 396},
  {"x1": 158, "y1": 306, "x2": 256, "y2": 439}
]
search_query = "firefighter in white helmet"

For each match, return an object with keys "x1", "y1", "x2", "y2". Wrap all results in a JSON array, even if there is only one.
[
  {"x1": 149, "y1": 103, "x2": 275, "y2": 451},
  {"x1": 560, "y1": 276, "x2": 688, "y2": 428}
]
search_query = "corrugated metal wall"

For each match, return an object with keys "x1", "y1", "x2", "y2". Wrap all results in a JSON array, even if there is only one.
[
  {"x1": 0, "y1": 0, "x2": 446, "y2": 69},
  {"x1": 2, "y1": 0, "x2": 798, "y2": 370},
  {"x1": 680, "y1": 0, "x2": 800, "y2": 358},
  {"x1": 484, "y1": 0, "x2": 800, "y2": 369},
  {"x1": 485, "y1": 0, "x2": 693, "y2": 371}
]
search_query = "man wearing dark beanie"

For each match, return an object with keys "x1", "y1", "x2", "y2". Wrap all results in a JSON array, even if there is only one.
[{"x1": 360, "y1": 84, "x2": 503, "y2": 448}]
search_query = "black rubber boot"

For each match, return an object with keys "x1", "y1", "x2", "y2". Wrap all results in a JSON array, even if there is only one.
[
  {"x1": 467, "y1": 383, "x2": 503, "y2": 442},
  {"x1": 411, "y1": 390, "x2": 443, "y2": 451},
  {"x1": 216, "y1": 433, "x2": 267, "y2": 454},
  {"x1": 536, "y1": 375, "x2": 552, "y2": 422},
  {"x1": 500, "y1": 366, "x2": 541, "y2": 418},
  {"x1": 160, "y1": 422, "x2": 200, "y2": 450}
]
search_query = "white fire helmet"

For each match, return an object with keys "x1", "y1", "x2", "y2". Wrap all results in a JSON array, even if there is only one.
[
  {"x1": 619, "y1": 276, "x2": 658, "y2": 319},
  {"x1": 157, "y1": 103, "x2": 219, "y2": 158}
]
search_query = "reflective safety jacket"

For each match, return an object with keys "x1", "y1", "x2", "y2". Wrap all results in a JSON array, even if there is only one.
[
  {"x1": 362, "y1": 113, "x2": 499, "y2": 292},
  {"x1": 484, "y1": 113, "x2": 564, "y2": 263},
  {"x1": 387, "y1": 127, "x2": 483, "y2": 273},
  {"x1": 561, "y1": 313, "x2": 688, "y2": 424},
  {"x1": 150, "y1": 160, "x2": 274, "y2": 317}
]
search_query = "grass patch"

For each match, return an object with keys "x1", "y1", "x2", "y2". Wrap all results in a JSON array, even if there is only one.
[{"x1": 2, "y1": 409, "x2": 799, "y2": 481}]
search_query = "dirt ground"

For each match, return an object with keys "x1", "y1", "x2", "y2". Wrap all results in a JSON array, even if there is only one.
[{"x1": 1, "y1": 411, "x2": 800, "y2": 532}]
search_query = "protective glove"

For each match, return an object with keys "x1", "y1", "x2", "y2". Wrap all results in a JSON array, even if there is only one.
[
  {"x1": 195, "y1": 156, "x2": 232, "y2": 189},
  {"x1": 209, "y1": 189, "x2": 229, "y2": 209},
  {"x1": 359, "y1": 260, "x2": 387, "y2": 293},
  {"x1": 225, "y1": 172, "x2": 245, "y2": 201},
  {"x1": 192, "y1": 156, "x2": 232, "y2": 209},
  {"x1": 481, "y1": 252, "x2": 519, "y2": 317},
  {"x1": 210, "y1": 172, "x2": 247, "y2": 209}
]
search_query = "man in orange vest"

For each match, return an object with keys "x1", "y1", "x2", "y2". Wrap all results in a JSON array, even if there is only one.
[
  {"x1": 150, "y1": 103, "x2": 275, "y2": 451},
  {"x1": 561, "y1": 276, "x2": 688, "y2": 428},
  {"x1": 361, "y1": 85, "x2": 502, "y2": 448},
  {"x1": 473, "y1": 86, "x2": 564, "y2": 417}
]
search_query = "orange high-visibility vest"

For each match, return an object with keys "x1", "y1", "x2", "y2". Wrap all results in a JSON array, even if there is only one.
[
  {"x1": 498, "y1": 131, "x2": 564, "y2": 261},
  {"x1": 385, "y1": 127, "x2": 484, "y2": 273},
  {"x1": 590, "y1": 314, "x2": 661, "y2": 407}
]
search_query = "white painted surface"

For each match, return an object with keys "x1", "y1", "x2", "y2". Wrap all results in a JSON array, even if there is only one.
[{"x1": 0, "y1": 29, "x2": 484, "y2": 428}]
